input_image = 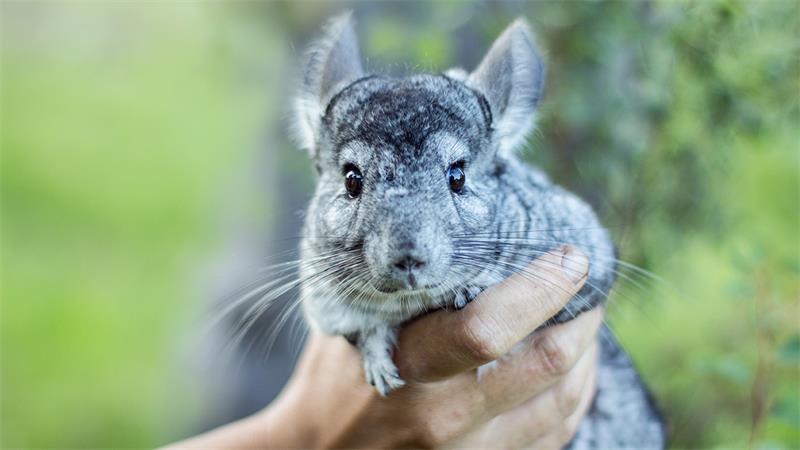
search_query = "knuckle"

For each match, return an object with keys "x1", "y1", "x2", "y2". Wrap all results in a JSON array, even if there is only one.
[
  {"x1": 404, "y1": 409, "x2": 441, "y2": 448},
  {"x1": 556, "y1": 380, "x2": 583, "y2": 417},
  {"x1": 416, "y1": 413, "x2": 467, "y2": 448},
  {"x1": 412, "y1": 427, "x2": 439, "y2": 449},
  {"x1": 458, "y1": 316, "x2": 505, "y2": 363},
  {"x1": 536, "y1": 334, "x2": 575, "y2": 377}
]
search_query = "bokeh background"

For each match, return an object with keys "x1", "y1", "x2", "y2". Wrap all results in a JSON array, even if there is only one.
[{"x1": 2, "y1": 1, "x2": 798, "y2": 448}]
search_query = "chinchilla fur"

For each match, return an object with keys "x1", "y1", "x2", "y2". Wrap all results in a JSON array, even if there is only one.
[{"x1": 292, "y1": 13, "x2": 666, "y2": 449}]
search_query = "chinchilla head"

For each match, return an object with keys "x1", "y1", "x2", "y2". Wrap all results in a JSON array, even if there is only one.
[{"x1": 294, "y1": 13, "x2": 545, "y2": 297}]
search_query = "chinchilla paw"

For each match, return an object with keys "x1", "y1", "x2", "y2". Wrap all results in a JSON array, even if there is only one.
[
  {"x1": 454, "y1": 285, "x2": 483, "y2": 310},
  {"x1": 363, "y1": 354, "x2": 405, "y2": 396}
]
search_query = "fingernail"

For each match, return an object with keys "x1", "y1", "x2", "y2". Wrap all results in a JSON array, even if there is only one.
[{"x1": 560, "y1": 246, "x2": 589, "y2": 284}]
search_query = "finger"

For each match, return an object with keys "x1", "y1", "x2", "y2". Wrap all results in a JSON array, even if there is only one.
[
  {"x1": 477, "y1": 307, "x2": 603, "y2": 416},
  {"x1": 396, "y1": 246, "x2": 589, "y2": 382},
  {"x1": 525, "y1": 347, "x2": 598, "y2": 449},
  {"x1": 509, "y1": 341, "x2": 598, "y2": 447},
  {"x1": 446, "y1": 341, "x2": 598, "y2": 449}
]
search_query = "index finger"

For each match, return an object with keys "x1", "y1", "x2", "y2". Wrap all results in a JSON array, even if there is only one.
[{"x1": 395, "y1": 245, "x2": 589, "y2": 382}]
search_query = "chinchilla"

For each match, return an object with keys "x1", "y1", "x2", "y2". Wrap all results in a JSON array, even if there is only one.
[{"x1": 292, "y1": 13, "x2": 666, "y2": 449}]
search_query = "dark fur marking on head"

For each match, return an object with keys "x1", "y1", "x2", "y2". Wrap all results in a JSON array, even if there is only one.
[
  {"x1": 460, "y1": 82, "x2": 493, "y2": 135},
  {"x1": 330, "y1": 82, "x2": 474, "y2": 159},
  {"x1": 438, "y1": 73, "x2": 493, "y2": 135},
  {"x1": 323, "y1": 74, "x2": 381, "y2": 121}
]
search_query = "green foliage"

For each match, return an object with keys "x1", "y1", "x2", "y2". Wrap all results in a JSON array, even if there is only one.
[
  {"x1": 1, "y1": 3, "x2": 275, "y2": 446},
  {"x1": 2, "y1": 1, "x2": 797, "y2": 448}
]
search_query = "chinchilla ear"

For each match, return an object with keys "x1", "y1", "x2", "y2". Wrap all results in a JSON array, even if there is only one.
[
  {"x1": 467, "y1": 19, "x2": 545, "y2": 156},
  {"x1": 294, "y1": 12, "x2": 364, "y2": 157}
]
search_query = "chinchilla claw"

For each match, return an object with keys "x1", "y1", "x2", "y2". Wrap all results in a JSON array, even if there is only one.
[
  {"x1": 454, "y1": 285, "x2": 483, "y2": 310},
  {"x1": 364, "y1": 355, "x2": 405, "y2": 396}
]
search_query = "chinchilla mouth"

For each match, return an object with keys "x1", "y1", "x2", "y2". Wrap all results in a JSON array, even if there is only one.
[{"x1": 370, "y1": 279, "x2": 445, "y2": 295}]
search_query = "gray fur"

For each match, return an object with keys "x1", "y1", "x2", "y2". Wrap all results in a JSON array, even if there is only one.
[{"x1": 295, "y1": 13, "x2": 665, "y2": 449}]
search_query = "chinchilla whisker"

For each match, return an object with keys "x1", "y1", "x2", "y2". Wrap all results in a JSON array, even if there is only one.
[
  {"x1": 453, "y1": 245, "x2": 613, "y2": 291},
  {"x1": 455, "y1": 238, "x2": 663, "y2": 290},
  {"x1": 326, "y1": 268, "x2": 376, "y2": 312},
  {"x1": 256, "y1": 296, "x2": 307, "y2": 360},
  {"x1": 507, "y1": 243, "x2": 671, "y2": 300},
  {"x1": 350, "y1": 273, "x2": 393, "y2": 314},
  {"x1": 305, "y1": 262, "x2": 369, "y2": 305},
  {"x1": 216, "y1": 249, "x2": 358, "y2": 311},
  {"x1": 450, "y1": 251, "x2": 607, "y2": 313},
  {"x1": 230, "y1": 271, "x2": 340, "y2": 357},
  {"x1": 226, "y1": 283, "x2": 302, "y2": 354},
  {"x1": 288, "y1": 312, "x2": 309, "y2": 355},
  {"x1": 328, "y1": 270, "x2": 364, "y2": 300},
  {"x1": 253, "y1": 243, "x2": 359, "y2": 270},
  {"x1": 460, "y1": 237, "x2": 664, "y2": 282},
  {"x1": 451, "y1": 225, "x2": 617, "y2": 238},
  {"x1": 206, "y1": 270, "x2": 302, "y2": 333},
  {"x1": 208, "y1": 253, "x2": 357, "y2": 329},
  {"x1": 450, "y1": 254, "x2": 595, "y2": 309},
  {"x1": 226, "y1": 259, "x2": 363, "y2": 351},
  {"x1": 454, "y1": 239, "x2": 612, "y2": 259},
  {"x1": 254, "y1": 250, "x2": 344, "y2": 274},
  {"x1": 283, "y1": 299, "x2": 308, "y2": 354},
  {"x1": 512, "y1": 254, "x2": 648, "y2": 317},
  {"x1": 262, "y1": 235, "x2": 363, "y2": 245},
  {"x1": 453, "y1": 247, "x2": 642, "y2": 309}
]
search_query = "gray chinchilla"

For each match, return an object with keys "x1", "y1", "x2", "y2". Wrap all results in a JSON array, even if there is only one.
[{"x1": 292, "y1": 13, "x2": 666, "y2": 449}]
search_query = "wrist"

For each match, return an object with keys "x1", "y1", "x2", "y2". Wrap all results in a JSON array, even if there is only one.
[{"x1": 257, "y1": 384, "x2": 321, "y2": 449}]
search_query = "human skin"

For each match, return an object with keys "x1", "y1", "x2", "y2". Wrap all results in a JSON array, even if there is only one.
[{"x1": 169, "y1": 246, "x2": 602, "y2": 449}]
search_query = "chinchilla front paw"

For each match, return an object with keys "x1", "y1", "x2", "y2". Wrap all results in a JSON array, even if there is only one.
[
  {"x1": 356, "y1": 326, "x2": 406, "y2": 395},
  {"x1": 454, "y1": 285, "x2": 483, "y2": 310},
  {"x1": 363, "y1": 352, "x2": 406, "y2": 396}
]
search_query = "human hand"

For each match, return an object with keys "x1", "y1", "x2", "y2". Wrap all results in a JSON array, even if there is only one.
[{"x1": 170, "y1": 246, "x2": 602, "y2": 449}]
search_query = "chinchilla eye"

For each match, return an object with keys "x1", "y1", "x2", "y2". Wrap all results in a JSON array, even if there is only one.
[
  {"x1": 344, "y1": 164, "x2": 363, "y2": 198},
  {"x1": 447, "y1": 162, "x2": 466, "y2": 194}
]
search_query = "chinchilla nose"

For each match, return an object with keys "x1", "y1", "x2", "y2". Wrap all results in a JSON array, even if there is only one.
[
  {"x1": 393, "y1": 254, "x2": 426, "y2": 272},
  {"x1": 386, "y1": 236, "x2": 430, "y2": 287}
]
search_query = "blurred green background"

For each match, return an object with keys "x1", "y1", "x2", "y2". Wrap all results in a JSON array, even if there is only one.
[{"x1": 2, "y1": 1, "x2": 798, "y2": 448}]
